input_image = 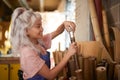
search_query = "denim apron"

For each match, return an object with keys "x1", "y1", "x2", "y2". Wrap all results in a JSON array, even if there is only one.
[{"x1": 28, "y1": 51, "x2": 50, "y2": 80}]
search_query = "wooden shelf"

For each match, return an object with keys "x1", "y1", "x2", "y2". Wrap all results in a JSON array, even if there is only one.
[{"x1": 0, "y1": 57, "x2": 19, "y2": 64}]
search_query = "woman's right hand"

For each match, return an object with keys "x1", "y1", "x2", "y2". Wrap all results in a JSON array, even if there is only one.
[{"x1": 67, "y1": 42, "x2": 78, "y2": 56}]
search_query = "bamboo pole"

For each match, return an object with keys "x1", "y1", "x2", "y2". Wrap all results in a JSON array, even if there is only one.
[
  {"x1": 78, "y1": 55, "x2": 83, "y2": 69},
  {"x1": 102, "y1": 9, "x2": 110, "y2": 50},
  {"x1": 102, "y1": 9, "x2": 113, "y2": 59},
  {"x1": 68, "y1": 58, "x2": 76, "y2": 76},
  {"x1": 69, "y1": 31, "x2": 80, "y2": 70},
  {"x1": 69, "y1": 29, "x2": 82, "y2": 80},
  {"x1": 96, "y1": 66, "x2": 107, "y2": 80},
  {"x1": 82, "y1": 57, "x2": 91, "y2": 80},
  {"x1": 114, "y1": 64, "x2": 120, "y2": 80},
  {"x1": 111, "y1": 27, "x2": 120, "y2": 63},
  {"x1": 88, "y1": 0, "x2": 102, "y2": 42},
  {"x1": 107, "y1": 62, "x2": 116, "y2": 80},
  {"x1": 89, "y1": 57, "x2": 97, "y2": 80},
  {"x1": 75, "y1": 69, "x2": 83, "y2": 80}
]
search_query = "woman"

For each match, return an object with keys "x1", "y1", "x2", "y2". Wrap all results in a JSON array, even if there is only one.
[{"x1": 10, "y1": 7, "x2": 78, "y2": 80}]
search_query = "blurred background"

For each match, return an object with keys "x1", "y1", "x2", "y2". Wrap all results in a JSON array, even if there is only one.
[
  {"x1": 0, "y1": 0, "x2": 67, "y2": 21},
  {"x1": 0, "y1": 0, "x2": 76, "y2": 54},
  {"x1": 0, "y1": 0, "x2": 120, "y2": 80}
]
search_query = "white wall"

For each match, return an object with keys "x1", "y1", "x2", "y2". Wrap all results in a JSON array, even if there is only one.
[{"x1": 75, "y1": 0, "x2": 92, "y2": 41}]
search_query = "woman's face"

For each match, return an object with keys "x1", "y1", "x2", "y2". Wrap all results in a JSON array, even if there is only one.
[{"x1": 26, "y1": 17, "x2": 43, "y2": 42}]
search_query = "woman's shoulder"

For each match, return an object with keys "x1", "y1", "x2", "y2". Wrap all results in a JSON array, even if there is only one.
[
  {"x1": 20, "y1": 45, "x2": 32, "y2": 52},
  {"x1": 20, "y1": 46, "x2": 38, "y2": 56}
]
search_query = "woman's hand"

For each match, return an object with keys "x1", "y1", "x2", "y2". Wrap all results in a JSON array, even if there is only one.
[
  {"x1": 50, "y1": 21, "x2": 76, "y2": 39},
  {"x1": 67, "y1": 42, "x2": 78, "y2": 56},
  {"x1": 63, "y1": 21, "x2": 76, "y2": 32}
]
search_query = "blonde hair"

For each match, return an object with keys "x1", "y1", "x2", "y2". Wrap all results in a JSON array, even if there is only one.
[{"x1": 10, "y1": 7, "x2": 42, "y2": 55}]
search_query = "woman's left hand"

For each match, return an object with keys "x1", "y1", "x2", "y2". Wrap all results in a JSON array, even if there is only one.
[{"x1": 63, "y1": 21, "x2": 76, "y2": 32}]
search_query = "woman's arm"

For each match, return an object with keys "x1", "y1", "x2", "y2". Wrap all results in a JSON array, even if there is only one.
[
  {"x1": 38, "y1": 42, "x2": 77, "y2": 80},
  {"x1": 50, "y1": 21, "x2": 76, "y2": 39},
  {"x1": 38, "y1": 52, "x2": 71, "y2": 79}
]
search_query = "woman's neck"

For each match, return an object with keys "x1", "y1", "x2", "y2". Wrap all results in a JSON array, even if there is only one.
[{"x1": 30, "y1": 39, "x2": 46, "y2": 54}]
